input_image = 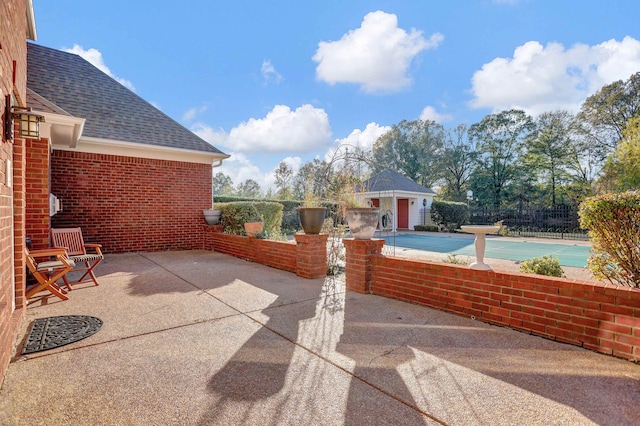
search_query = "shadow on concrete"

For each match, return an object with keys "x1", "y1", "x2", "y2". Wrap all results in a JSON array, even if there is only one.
[{"x1": 335, "y1": 294, "x2": 640, "y2": 425}]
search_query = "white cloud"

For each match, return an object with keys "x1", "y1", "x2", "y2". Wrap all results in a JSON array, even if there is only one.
[
  {"x1": 419, "y1": 106, "x2": 453, "y2": 123},
  {"x1": 63, "y1": 44, "x2": 135, "y2": 91},
  {"x1": 216, "y1": 152, "x2": 266, "y2": 190},
  {"x1": 192, "y1": 104, "x2": 332, "y2": 191},
  {"x1": 215, "y1": 153, "x2": 303, "y2": 194},
  {"x1": 182, "y1": 105, "x2": 208, "y2": 122},
  {"x1": 197, "y1": 104, "x2": 332, "y2": 154},
  {"x1": 470, "y1": 36, "x2": 640, "y2": 115},
  {"x1": 204, "y1": 122, "x2": 389, "y2": 193},
  {"x1": 324, "y1": 122, "x2": 391, "y2": 164},
  {"x1": 191, "y1": 123, "x2": 229, "y2": 148},
  {"x1": 313, "y1": 10, "x2": 443, "y2": 93},
  {"x1": 261, "y1": 60, "x2": 283, "y2": 85}
]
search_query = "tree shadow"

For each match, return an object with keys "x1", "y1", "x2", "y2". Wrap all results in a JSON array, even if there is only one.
[
  {"x1": 335, "y1": 293, "x2": 640, "y2": 425},
  {"x1": 196, "y1": 274, "x2": 326, "y2": 425}
]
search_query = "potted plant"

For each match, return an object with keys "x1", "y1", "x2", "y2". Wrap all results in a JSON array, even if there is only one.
[
  {"x1": 338, "y1": 184, "x2": 379, "y2": 240},
  {"x1": 298, "y1": 191, "x2": 326, "y2": 235},
  {"x1": 203, "y1": 207, "x2": 221, "y2": 225},
  {"x1": 203, "y1": 196, "x2": 222, "y2": 225}
]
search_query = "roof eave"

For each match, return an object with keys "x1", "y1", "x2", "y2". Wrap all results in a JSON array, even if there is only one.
[
  {"x1": 39, "y1": 111, "x2": 85, "y2": 148},
  {"x1": 359, "y1": 190, "x2": 436, "y2": 198},
  {"x1": 54, "y1": 136, "x2": 230, "y2": 165}
]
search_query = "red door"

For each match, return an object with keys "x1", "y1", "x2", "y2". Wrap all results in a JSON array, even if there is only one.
[
  {"x1": 371, "y1": 198, "x2": 380, "y2": 208},
  {"x1": 397, "y1": 199, "x2": 409, "y2": 229}
]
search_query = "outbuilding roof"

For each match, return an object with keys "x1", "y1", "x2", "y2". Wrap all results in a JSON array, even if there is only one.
[
  {"x1": 357, "y1": 168, "x2": 436, "y2": 194},
  {"x1": 26, "y1": 43, "x2": 227, "y2": 157}
]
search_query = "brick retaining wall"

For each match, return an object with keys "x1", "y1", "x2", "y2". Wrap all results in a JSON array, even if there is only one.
[
  {"x1": 344, "y1": 239, "x2": 640, "y2": 362},
  {"x1": 205, "y1": 228, "x2": 328, "y2": 279}
]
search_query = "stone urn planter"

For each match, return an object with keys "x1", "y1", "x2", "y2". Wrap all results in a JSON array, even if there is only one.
[
  {"x1": 203, "y1": 209, "x2": 221, "y2": 225},
  {"x1": 244, "y1": 221, "x2": 264, "y2": 238},
  {"x1": 298, "y1": 207, "x2": 326, "y2": 234},
  {"x1": 346, "y1": 208, "x2": 380, "y2": 240}
]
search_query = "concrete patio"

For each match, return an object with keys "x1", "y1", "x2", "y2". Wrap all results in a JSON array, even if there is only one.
[{"x1": 1, "y1": 250, "x2": 639, "y2": 425}]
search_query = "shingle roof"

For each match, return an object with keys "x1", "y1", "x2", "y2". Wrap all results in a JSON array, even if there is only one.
[
  {"x1": 357, "y1": 169, "x2": 436, "y2": 194},
  {"x1": 27, "y1": 43, "x2": 227, "y2": 156},
  {"x1": 26, "y1": 88, "x2": 71, "y2": 115}
]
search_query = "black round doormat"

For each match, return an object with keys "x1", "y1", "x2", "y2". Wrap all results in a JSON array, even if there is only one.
[{"x1": 22, "y1": 315, "x2": 103, "y2": 354}]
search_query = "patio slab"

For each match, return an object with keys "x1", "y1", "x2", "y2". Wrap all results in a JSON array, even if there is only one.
[{"x1": 1, "y1": 250, "x2": 639, "y2": 425}]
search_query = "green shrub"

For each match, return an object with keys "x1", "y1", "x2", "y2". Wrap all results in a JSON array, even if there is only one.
[
  {"x1": 443, "y1": 254, "x2": 468, "y2": 265},
  {"x1": 217, "y1": 201, "x2": 283, "y2": 237},
  {"x1": 430, "y1": 200, "x2": 469, "y2": 231},
  {"x1": 215, "y1": 196, "x2": 299, "y2": 233},
  {"x1": 578, "y1": 191, "x2": 640, "y2": 287},
  {"x1": 414, "y1": 225, "x2": 439, "y2": 232},
  {"x1": 519, "y1": 255, "x2": 565, "y2": 277}
]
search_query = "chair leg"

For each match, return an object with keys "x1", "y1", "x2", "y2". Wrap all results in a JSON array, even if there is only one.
[
  {"x1": 74, "y1": 260, "x2": 101, "y2": 286},
  {"x1": 61, "y1": 274, "x2": 73, "y2": 291},
  {"x1": 47, "y1": 283, "x2": 69, "y2": 300},
  {"x1": 88, "y1": 269, "x2": 100, "y2": 286},
  {"x1": 26, "y1": 281, "x2": 69, "y2": 301}
]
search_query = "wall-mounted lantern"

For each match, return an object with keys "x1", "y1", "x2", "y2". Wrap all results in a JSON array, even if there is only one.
[{"x1": 4, "y1": 95, "x2": 45, "y2": 141}]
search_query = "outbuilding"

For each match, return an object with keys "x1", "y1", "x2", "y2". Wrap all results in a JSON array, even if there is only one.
[{"x1": 356, "y1": 169, "x2": 436, "y2": 231}]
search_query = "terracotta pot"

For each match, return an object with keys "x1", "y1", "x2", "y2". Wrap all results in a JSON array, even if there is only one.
[
  {"x1": 298, "y1": 207, "x2": 326, "y2": 234},
  {"x1": 244, "y1": 221, "x2": 263, "y2": 238},
  {"x1": 346, "y1": 208, "x2": 380, "y2": 240}
]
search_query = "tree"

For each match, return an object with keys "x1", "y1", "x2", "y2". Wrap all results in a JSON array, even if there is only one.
[
  {"x1": 274, "y1": 161, "x2": 293, "y2": 200},
  {"x1": 599, "y1": 116, "x2": 640, "y2": 191},
  {"x1": 212, "y1": 172, "x2": 234, "y2": 196},
  {"x1": 372, "y1": 119, "x2": 445, "y2": 188},
  {"x1": 236, "y1": 179, "x2": 262, "y2": 198},
  {"x1": 468, "y1": 110, "x2": 534, "y2": 209},
  {"x1": 523, "y1": 111, "x2": 577, "y2": 206},
  {"x1": 439, "y1": 124, "x2": 477, "y2": 202},
  {"x1": 292, "y1": 159, "x2": 331, "y2": 200},
  {"x1": 577, "y1": 72, "x2": 640, "y2": 160}
]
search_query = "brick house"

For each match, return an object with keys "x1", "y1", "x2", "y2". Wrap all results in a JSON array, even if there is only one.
[
  {"x1": 1, "y1": 1, "x2": 228, "y2": 384},
  {"x1": 27, "y1": 43, "x2": 229, "y2": 253}
]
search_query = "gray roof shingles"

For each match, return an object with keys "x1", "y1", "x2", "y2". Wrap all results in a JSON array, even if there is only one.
[
  {"x1": 27, "y1": 43, "x2": 227, "y2": 155},
  {"x1": 358, "y1": 169, "x2": 436, "y2": 194}
]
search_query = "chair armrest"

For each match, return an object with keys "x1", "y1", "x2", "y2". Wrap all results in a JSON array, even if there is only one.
[
  {"x1": 54, "y1": 253, "x2": 75, "y2": 268},
  {"x1": 84, "y1": 243, "x2": 103, "y2": 255},
  {"x1": 29, "y1": 248, "x2": 69, "y2": 258}
]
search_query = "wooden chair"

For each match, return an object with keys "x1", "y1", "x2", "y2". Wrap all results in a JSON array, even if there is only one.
[
  {"x1": 51, "y1": 227, "x2": 104, "y2": 288},
  {"x1": 25, "y1": 248, "x2": 75, "y2": 302}
]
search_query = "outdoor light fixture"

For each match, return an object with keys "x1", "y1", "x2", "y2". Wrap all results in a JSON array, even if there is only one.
[{"x1": 4, "y1": 95, "x2": 45, "y2": 141}]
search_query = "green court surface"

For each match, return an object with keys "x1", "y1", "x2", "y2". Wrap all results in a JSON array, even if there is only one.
[{"x1": 382, "y1": 234, "x2": 590, "y2": 268}]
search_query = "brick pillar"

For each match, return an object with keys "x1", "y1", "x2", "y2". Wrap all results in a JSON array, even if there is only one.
[
  {"x1": 343, "y1": 238, "x2": 384, "y2": 293},
  {"x1": 294, "y1": 233, "x2": 328, "y2": 279},
  {"x1": 25, "y1": 137, "x2": 51, "y2": 249}
]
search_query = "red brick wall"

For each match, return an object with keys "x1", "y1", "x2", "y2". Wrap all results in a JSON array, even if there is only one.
[
  {"x1": 51, "y1": 150, "x2": 213, "y2": 253},
  {"x1": 25, "y1": 137, "x2": 50, "y2": 249},
  {"x1": 0, "y1": 0, "x2": 29, "y2": 386},
  {"x1": 207, "y1": 231, "x2": 297, "y2": 274},
  {"x1": 205, "y1": 229, "x2": 328, "y2": 279},
  {"x1": 370, "y1": 255, "x2": 640, "y2": 361}
]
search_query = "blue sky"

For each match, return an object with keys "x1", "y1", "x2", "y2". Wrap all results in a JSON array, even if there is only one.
[{"x1": 33, "y1": 0, "x2": 640, "y2": 192}]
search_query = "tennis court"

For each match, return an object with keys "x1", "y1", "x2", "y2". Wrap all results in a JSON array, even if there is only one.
[{"x1": 382, "y1": 233, "x2": 591, "y2": 267}]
